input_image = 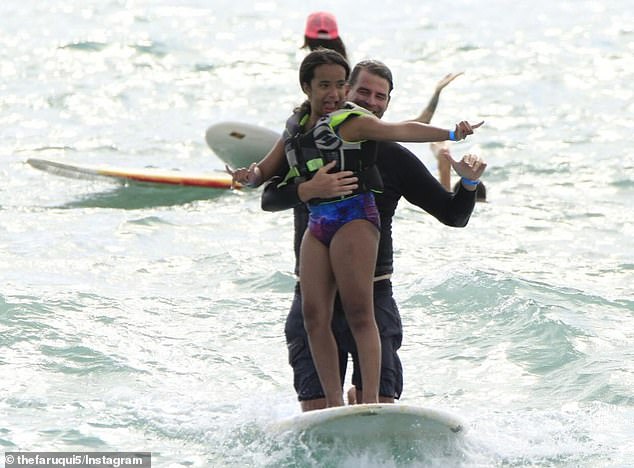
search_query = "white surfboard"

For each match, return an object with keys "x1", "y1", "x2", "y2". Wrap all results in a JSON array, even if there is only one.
[
  {"x1": 205, "y1": 121, "x2": 279, "y2": 169},
  {"x1": 26, "y1": 158, "x2": 239, "y2": 190},
  {"x1": 272, "y1": 404, "x2": 466, "y2": 444}
]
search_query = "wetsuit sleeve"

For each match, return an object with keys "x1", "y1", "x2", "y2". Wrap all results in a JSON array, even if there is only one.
[
  {"x1": 386, "y1": 144, "x2": 476, "y2": 226},
  {"x1": 260, "y1": 158, "x2": 302, "y2": 212}
]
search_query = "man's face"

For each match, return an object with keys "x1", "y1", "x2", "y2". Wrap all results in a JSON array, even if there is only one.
[{"x1": 346, "y1": 69, "x2": 391, "y2": 119}]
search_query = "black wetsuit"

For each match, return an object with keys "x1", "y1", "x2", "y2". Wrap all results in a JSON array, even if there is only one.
[{"x1": 261, "y1": 141, "x2": 476, "y2": 401}]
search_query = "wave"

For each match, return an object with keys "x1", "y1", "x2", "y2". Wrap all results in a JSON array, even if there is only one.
[{"x1": 400, "y1": 270, "x2": 634, "y2": 406}]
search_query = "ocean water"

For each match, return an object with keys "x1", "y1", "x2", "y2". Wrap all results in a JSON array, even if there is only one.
[{"x1": 1, "y1": 0, "x2": 633, "y2": 466}]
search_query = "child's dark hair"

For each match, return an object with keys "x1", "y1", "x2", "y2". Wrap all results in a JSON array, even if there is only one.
[{"x1": 296, "y1": 48, "x2": 350, "y2": 115}]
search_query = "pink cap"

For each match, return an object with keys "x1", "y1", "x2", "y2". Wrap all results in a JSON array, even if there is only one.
[{"x1": 305, "y1": 12, "x2": 339, "y2": 40}]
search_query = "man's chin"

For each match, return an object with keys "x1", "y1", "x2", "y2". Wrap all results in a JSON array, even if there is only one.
[{"x1": 354, "y1": 101, "x2": 382, "y2": 117}]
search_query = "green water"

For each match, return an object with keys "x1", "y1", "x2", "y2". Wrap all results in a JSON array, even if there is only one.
[{"x1": 1, "y1": 0, "x2": 633, "y2": 466}]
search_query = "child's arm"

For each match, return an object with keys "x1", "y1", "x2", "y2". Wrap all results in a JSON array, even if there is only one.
[
  {"x1": 227, "y1": 137, "x2": 286, "y2": 187},
  {"x1": 340, "y1": 115, "x2": 483, "y2": 144}
]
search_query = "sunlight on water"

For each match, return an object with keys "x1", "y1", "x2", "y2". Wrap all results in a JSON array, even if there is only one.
[{"x1": 1, "y1": 0, "x2": 633, "y2": 466}]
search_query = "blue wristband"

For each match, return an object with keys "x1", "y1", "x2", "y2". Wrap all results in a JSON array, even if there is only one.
[
  {"x1": 449, "y1": 130, "x2": 456, "y2": 141},
  {"x1": 461, "y1": 177, "x2": 480, "y2": 186}
]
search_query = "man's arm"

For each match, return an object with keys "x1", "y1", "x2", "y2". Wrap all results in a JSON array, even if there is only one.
[
  {"x1": 260, "y1": 176, "x2": 303, "y2": 211},
  {"x1": 381, "y1": 142, "x2": 480, "y2": 227},
  {"x1": 261, "y1": 161, "x2": 359, "y2": 212}
]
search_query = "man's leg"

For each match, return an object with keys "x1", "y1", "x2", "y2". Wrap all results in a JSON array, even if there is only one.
[
  {"x1": 285, "y1": 285, "x2": 348, "y2": 412},
  {"x1": 348, "y1": 281, "x2": 404, "y2": 404}
]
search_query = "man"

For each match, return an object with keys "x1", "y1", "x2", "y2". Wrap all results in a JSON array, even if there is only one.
[{"x1": 261, "y1": 60, "x2": 486, "y2": 411}]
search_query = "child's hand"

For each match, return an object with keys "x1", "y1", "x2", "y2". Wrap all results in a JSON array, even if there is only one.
[
  {"x1": 454, "y1": 120, "x2": 484, "y2": 140},
  {"x1": 225, "y1": 163, "x2": 262, "y2": 188}
]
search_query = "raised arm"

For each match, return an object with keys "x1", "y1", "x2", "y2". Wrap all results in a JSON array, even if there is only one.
[
  {"x1": 412, "y1": 72, "x2": 464, "y2": 124},
  {"x1": 431, "y1": 142, "x2": 452, "y2": 191}
]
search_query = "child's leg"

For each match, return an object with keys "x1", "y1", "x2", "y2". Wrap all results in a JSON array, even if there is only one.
[
  {"x1": 299, "y1": 229, "x2": 342, "y2": 407},
  {"x1": 329, "y1": 219, "x2": 380, "y2": 404}
]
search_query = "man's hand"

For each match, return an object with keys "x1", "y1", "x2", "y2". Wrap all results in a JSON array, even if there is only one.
[
  {"x1": 297, "y1": 161, "x2": 359, "y2": 202},
  {"x1": 442, "y1": 152, "x2": 487, "y2": 182}
]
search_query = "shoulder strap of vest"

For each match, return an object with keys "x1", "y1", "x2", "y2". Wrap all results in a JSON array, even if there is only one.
[
  {"x1": 284, "y1": 108, "x2": 308, "y2": 138},
  {"x1": 310, "y1": 102, "x2": 373, "y2": 153},
  {"x1": 279, "y1": 103, "x2": 374, "y2": 188},
  {"x1": 283, "y1": 108, "x2": 310, "y2": 169},
  {"x1": 327, "y1": 102, "x2": 373, "y2": 135}
]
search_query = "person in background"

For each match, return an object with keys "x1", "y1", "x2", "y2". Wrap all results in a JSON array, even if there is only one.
[
  {"x1": 432, "y1": 142, "x2": 487, "y2": 201},
  {"x1": 302, "y1": 11, "x2": 348, "y2": 60},
  {"x1": 260, "y1": 58, "x2": 487, "y2": 410}
]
